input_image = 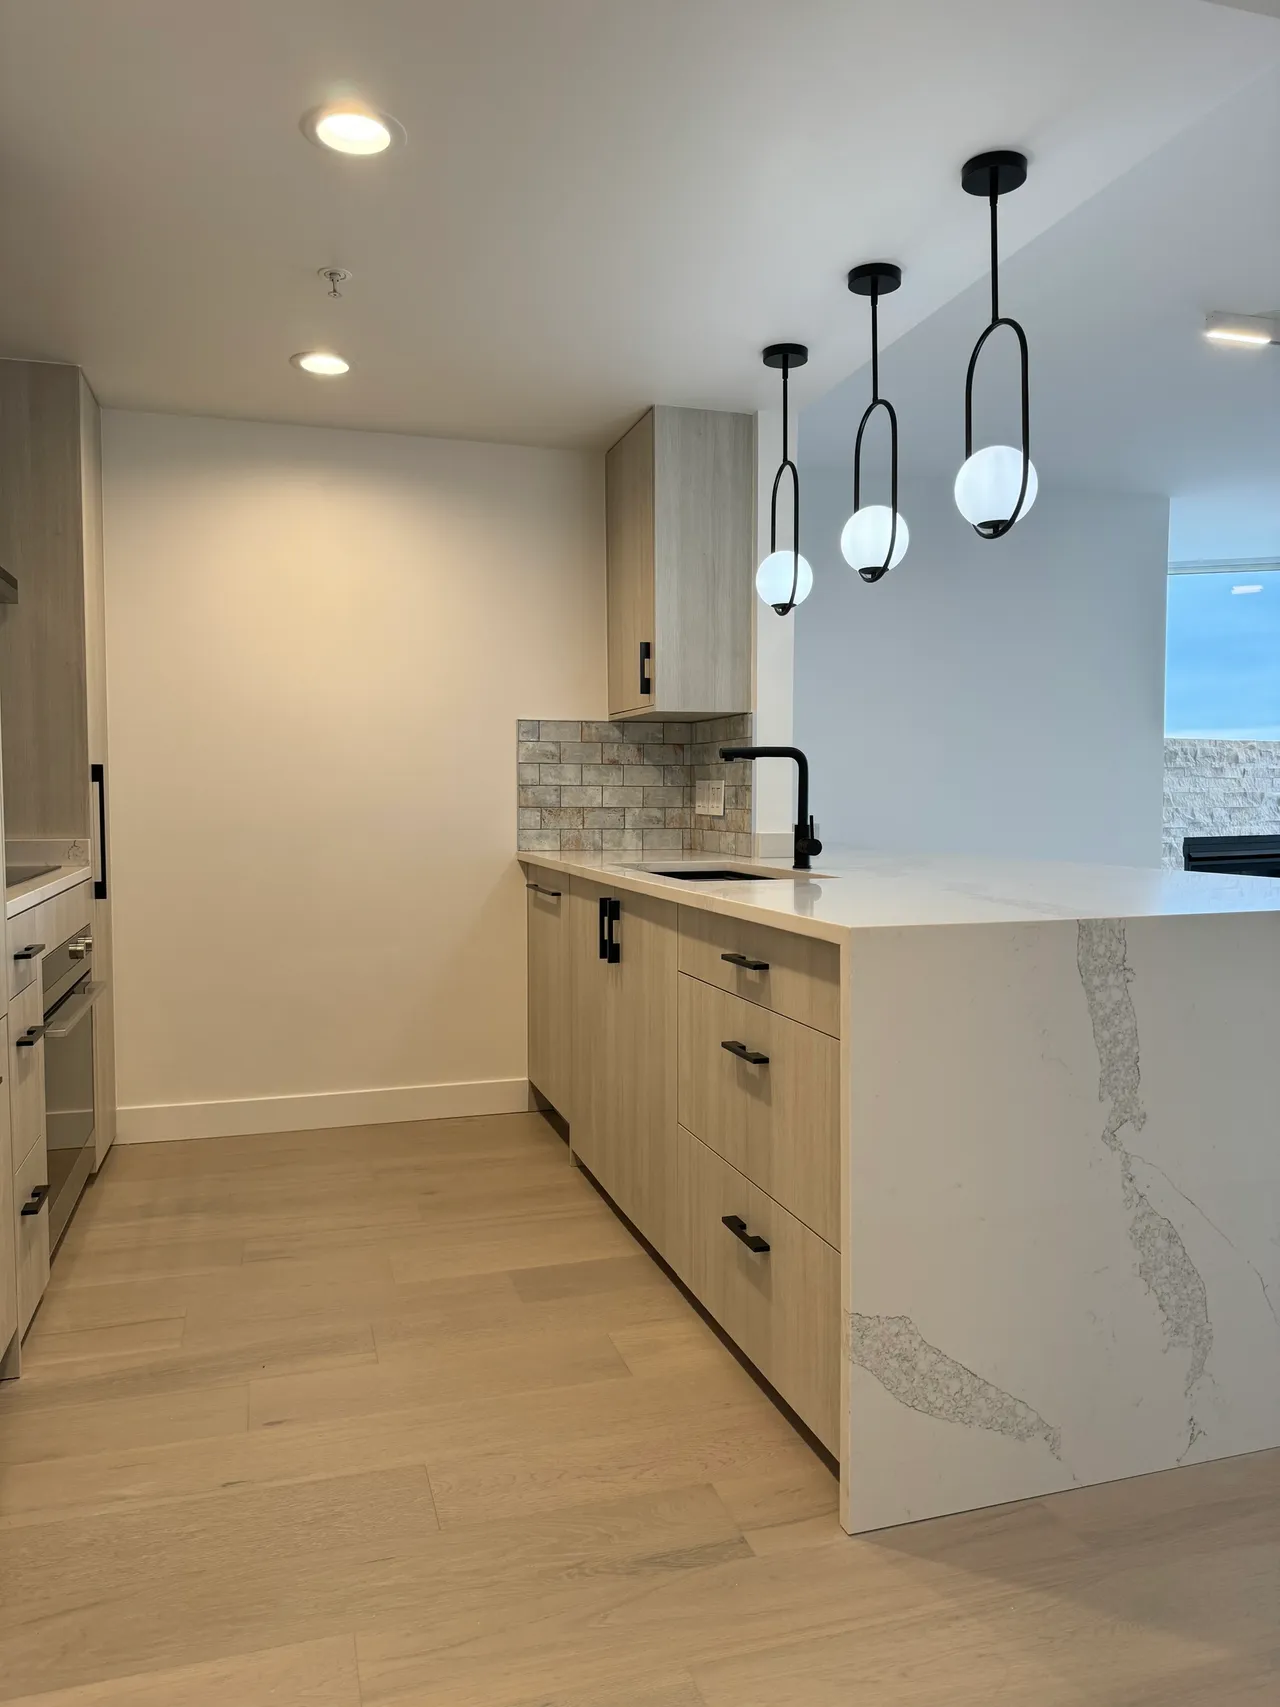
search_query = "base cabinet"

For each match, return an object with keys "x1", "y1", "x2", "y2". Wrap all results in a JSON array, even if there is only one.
[
  {"x1": 673, "y1": 1123, "x2": 840, "y2": 1453},
  {"x1": 526, "y1": 866, "x2": 571, "y2": 1119},
  {"x1": 569, "y1": 877, "x2": 677, "y2": 1259}
]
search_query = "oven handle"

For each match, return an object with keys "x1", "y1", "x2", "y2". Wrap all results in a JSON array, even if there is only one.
[{"x1": 43, "y1": 980, "x2": 107, "y2": 1039}]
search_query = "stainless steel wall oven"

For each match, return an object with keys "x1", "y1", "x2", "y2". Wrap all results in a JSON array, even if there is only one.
[{"x1": 41, "y1": 927, "x2": 103, "y2": 1247}]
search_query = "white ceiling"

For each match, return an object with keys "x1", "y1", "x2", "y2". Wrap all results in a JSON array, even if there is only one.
[
  {"x1": 800, "y1": 61, "x2": 1280, "y2": 555},
  {"x1": 0, "y1": 0, "x2": 1277, "y2": 448}
]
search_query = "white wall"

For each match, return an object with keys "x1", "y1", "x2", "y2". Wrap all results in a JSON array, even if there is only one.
[
  {"x1": 102, "y1": 411, "x2": 605, "y2": 1141},
  {"x1": 794, "y1": 468, "x2": 1169, "y2": 866}
]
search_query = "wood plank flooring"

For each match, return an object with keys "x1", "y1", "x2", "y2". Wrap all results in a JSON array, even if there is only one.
[{"x1": 0, "y1": 1111, "x2": 1275, "y2": 1705}]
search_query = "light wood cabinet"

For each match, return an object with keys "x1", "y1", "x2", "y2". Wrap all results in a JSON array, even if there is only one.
[
  {"x1": 526, "y1": 865, "x2": 571, "y2": 1119},
  {"x1": 677, "y1": 973, "x2": 840, "y2": 1247},
  {"x1": 0, "y1": 359, "x2": 117, "y2": 1175},
  {"x1": 605, "y1": 406, "x2": 755, "y2": 720},
  {"x1": 0, "y1": 1016, "x2": 16, "y2": 1370},
  {"x1": 14, "y1": 1124, "x2": 49, "y2": 1339},
  {"x1": 678, "y1": 906, "x2": 841, "y2": 1036},
  {"x1": 673, "y1": 1122, "x2": 840, "y2": 1454},
  {"x1": 569, "y1": 876, "x2": 678, "y2": 1258}
]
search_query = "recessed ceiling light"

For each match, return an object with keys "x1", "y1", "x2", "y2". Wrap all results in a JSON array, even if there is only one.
[
  {"x1": 291, "y1": 351, "x2": 349, "y2": 376},
  {"x1": 301, "y1": 102, "x2": 402, "y2": 156},
  {"x1": 1204, "y1": 312, "x2": 1278, "y2": 348}
]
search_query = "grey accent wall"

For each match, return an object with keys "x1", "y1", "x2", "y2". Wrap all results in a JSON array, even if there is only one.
[
  {"x1": 517, "y1": 716, "x2": 753, "y2": 858},
  {"x1": 1163, "y1": 739, "x2": 1280, "y2": 867}
]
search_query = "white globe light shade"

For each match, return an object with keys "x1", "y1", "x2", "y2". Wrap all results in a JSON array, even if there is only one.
[
  {"x1": 839, "y1": 505, "x2": 909, "y2": 576},
  {"x1": 756, "y1": 550, "x2": 813, "y2": 610},
  {"x1": 954, "y1": 444, "x2": 1038, "y2": 532}
]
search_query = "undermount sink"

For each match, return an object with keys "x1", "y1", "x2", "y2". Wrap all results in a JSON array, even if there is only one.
[
  {"x1": 6, "y1": 862, "x2": 58, "y2": 887},
  {"x1": 644, "y1": 867, "x2": 786, "y2": 882}
]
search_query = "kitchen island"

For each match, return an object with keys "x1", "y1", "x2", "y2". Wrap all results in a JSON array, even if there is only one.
[{"x1": 522, "y1": 847, "x2": 1280, "y2": 1535}]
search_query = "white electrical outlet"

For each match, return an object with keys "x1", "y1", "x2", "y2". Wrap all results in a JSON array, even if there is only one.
[{"x1": 695, "y1": 779, "x2": 726, "y2": 817}]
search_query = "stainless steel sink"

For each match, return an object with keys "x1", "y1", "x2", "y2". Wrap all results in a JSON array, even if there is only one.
[{"x1": 643, "y1": 867, "x2": 784, "y2": 882}]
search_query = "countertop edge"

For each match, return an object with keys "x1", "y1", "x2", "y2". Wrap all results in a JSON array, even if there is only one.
[{"x1": 6, "y1": 864, "x2": 94, "y2": 919}]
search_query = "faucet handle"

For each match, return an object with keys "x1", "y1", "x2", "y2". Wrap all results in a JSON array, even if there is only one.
[{"x1": 805, "y1": 817, "x2": 823, "y2": 858}]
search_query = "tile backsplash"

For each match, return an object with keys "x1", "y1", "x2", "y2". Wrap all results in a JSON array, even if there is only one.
[{"x1": 517, "y1": 716, "x2": 753, "y2": 858}]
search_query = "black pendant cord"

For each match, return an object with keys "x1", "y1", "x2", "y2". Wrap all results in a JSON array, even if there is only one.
[
  {"x1": 962, "y1": 152, "x2": 1032, "y2": 540},
  {"x1": 763, "y1": 341, "x2": 808, "y2": 615},
  {"x1": 848, "y1": 261, "x2": 902, "y2": 584}
]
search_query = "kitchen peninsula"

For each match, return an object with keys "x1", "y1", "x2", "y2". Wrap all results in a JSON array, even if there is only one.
[{"x1": 522, "y1": 847, "x2": 1280, "y2": 1535}]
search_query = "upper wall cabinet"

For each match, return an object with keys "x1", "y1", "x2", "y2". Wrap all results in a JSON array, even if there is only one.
[{"x1": 606, "y1": 406, "x2": 754, "y2": 720}]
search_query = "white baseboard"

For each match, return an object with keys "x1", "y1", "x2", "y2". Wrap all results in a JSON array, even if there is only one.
[{"x1": 117, "y1": 1078, "x2": 536, "y2": 1145}]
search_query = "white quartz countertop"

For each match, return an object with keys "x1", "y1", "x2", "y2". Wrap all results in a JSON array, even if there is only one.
[
  {"x1": 6, "y1": 862, "x2": 93, "y2": 919},
  {"x1": 519, "y1": 847, "x2": 1280, "y2": 942}
]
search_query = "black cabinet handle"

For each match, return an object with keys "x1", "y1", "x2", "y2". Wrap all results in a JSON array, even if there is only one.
[
  {"x1": 526, "y1": 883, "x2": 562, "y2": 898},
  {"x1": 21, "y1": 1184, "x2": 49, "y2": 1216},
  {"x1": 598, "y1": 896, "x2": 609, "y2": 960},
  {"x1": 13, "y1": 943, "x2": 45, "y2": 962},
  {"x1": 639, "y1": 641, "x2": 652, "y2": 697},
  {"x1": 597, "y1": 896, "x2": 620, "y2": 962},
  {"x1": 92, "y1": 761, "x2": 108, "y2": 900},
  {"x1": 721, "y1": 1039, "x2": 769, "y2": 1066},
  {"x1": 721, "y1": 951, "x2": 769, "y2": 972},
  {"x1": 16, "y1": 1025, "x2": 45, "y2": 1048},
  {"x1": 722, "y1": 1214, "x2": 770, "y2": 1254}
]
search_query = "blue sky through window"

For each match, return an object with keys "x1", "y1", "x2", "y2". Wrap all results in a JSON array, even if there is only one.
[{"x1": 1165, "y1": 568, "x2": 1280, "y2": 738}]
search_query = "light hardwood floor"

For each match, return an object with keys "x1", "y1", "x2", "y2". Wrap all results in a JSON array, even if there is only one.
[{"x1": 0, "y1": 1112, "x2": 1275, "y2": 1705}]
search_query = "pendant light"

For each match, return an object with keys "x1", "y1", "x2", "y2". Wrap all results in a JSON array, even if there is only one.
[
  {"x1": 756, "y1": 343, "x2": 813, "y2": 614},
  {"x1": 841, "y1": 262, "x2": 909, "y2": 582},
  {"x1": 955, "y1": 150, "x2": 1038, "y2": 538}
]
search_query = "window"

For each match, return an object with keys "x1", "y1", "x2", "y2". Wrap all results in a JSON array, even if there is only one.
[{"x1": 1165, "y1": 565, "x2": 1280, "y2": 738}]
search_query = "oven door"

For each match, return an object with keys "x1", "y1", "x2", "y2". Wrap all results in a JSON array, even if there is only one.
[{"x1": 43, "y1": 969, "x2": 105, "y2": 1249}]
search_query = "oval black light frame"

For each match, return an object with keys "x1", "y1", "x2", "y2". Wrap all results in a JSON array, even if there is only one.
[
  {"x1": 847, "y1": 262, "x2": 903, "y2": 584},
  {"x1": 961, "y1": 149, "x2": 1031, "y2": 540},
  {"x1": 762, "y1": 342, "x2": 808, "y2": 615}
]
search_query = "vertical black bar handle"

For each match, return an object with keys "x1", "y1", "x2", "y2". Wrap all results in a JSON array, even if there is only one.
[
  {"x1": 598, "y1": 895, "x2": 610, "y2": 961},
  {"x1": 639, "y1": 641, "x2": 652, "y2": 698},
  {"x1": 606, "y1": 897, "x2": 621, "y2": 963},
  {"x1": 91, "y1": 762, "x2": 108, "y2": 900}
]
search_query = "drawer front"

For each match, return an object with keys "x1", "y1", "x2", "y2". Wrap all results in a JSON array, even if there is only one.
[
  {"x1": 677, "y1": 907, "x2": 840, "y2": 1037},
  {"x1": 674, "y1": 1124, "x2": 839, "y2": 1454},
  {"x1": 8, "y1": 881, "x2": 93, "y2": 1003},
  {"x1": 15, "y1": 1126, "x2": 50, "y2": 1337},
  {"x1": 677, "y1": 974, "x2": 839, "y2": 1247},
  {"x1": 9, "y1": 981, "x2": 46, "y2": 1173}
]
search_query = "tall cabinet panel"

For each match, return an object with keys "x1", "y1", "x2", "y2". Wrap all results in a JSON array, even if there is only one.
[
  {"x1": 605, "y1": 409, "x2": 656, "y2": 718},
  {"x1": 569, "y1": 876, "x2": 678, "y2": 1258},
  {"x1": 0, "y1": 359, "x2": 118, "y2": 1213},
  {"x1": 79, "y1": 377, "x2": 116, "y2": 1166}
]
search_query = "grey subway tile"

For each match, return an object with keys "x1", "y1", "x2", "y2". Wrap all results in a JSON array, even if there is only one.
[
  {"x1": 518, "y1": 742, "x2": 562, "y2": 763},
  {"x1": 581, "y1": 722, "x2": 625, "y2": 742},
  {"x1": 602, "y1": 786, "x2": 644, "y2": 808},
  {"x1": 560, "y1": 785, "x2": 604, "y2": 807},
  {"x1": 538, "y1": 720, "x2": 583, "y2": 742},
  {"x1": 602, "y1": 829, "x2": 645, "y2": 851},
  {"x1": 517, "y1": 763, "x2": 541, "y2": 784},
  {"x1": 641, "y1": 830, "x2": 684, "y2": 851},
  {"x1": 624, "y1": 808, "x2": 667, "y2": 829},
  {"x1": 621, "y1": 765, "x2": 665, "y2": 787},
  {"x1": 601, "y1": 743, "x2": 645, "y2": 766},
  {"x1": 585, "y1": 809, "x2": 625, "y2": 829},
  {"x1": 518, "y1": 785, "x2": 562, "y2": 808},
  {"x1": 560, "y1": 828, "x2": 603, "y2": 852},
  {"x1": 642, "y1": 786, "x2": 686, "y2": 808},
  {"x1": 558, "y1": 743, "x2": 603, "y2": 765},
  {"x1": 539, "y1": 763, "x2": 583, "y2": 785},
  {"x1": 541, "y1": 806, "x2": 585, "y2": 829},
  {"x1": 518, "y1": 720, "x2": 540, "y2": 741},
  {"x1": 517, "y1": 808, "x2": 543, "y2": 829},
  {"x1": 518, "y1": 829, "x2": 562, "y2": 852}
]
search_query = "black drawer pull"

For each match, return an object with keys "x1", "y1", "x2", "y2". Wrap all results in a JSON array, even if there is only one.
[
  {"x1": 721, "y1": 951, "x2": 769, "y2": 972},
  {"x1": 16, "y1": 1025, "x2": 45, "y2": 1048},
  {"x1": 721, "y1": 1039, "x2": 769, "y2": 1066},
  {"x1": 722, "y1": 1214, "x2": 770, "y2": 1253},
  {"x1": 526, "y1": 883, "x2": 562, "y2": 898},
  {"x1": 13, "y1": 943, "x2": 45, "y2": 962},
  {"x1": 21, "y1": 1184, "x2": 49, "y2": 1216}
]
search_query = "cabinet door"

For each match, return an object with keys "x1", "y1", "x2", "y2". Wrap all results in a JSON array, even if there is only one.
[
  {"x1": 526, "y1": 865, "x2": 571, "y2": 1119},
  {"x1": 0, "y1": 1017, "x2": 16, "y2": 1361},
  {"x1": 606, "y1": 410, "x2": 655, "y2": 718},
  {"x1": 569, "y1": 878, "x2": 677, "y2": 1257}
]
